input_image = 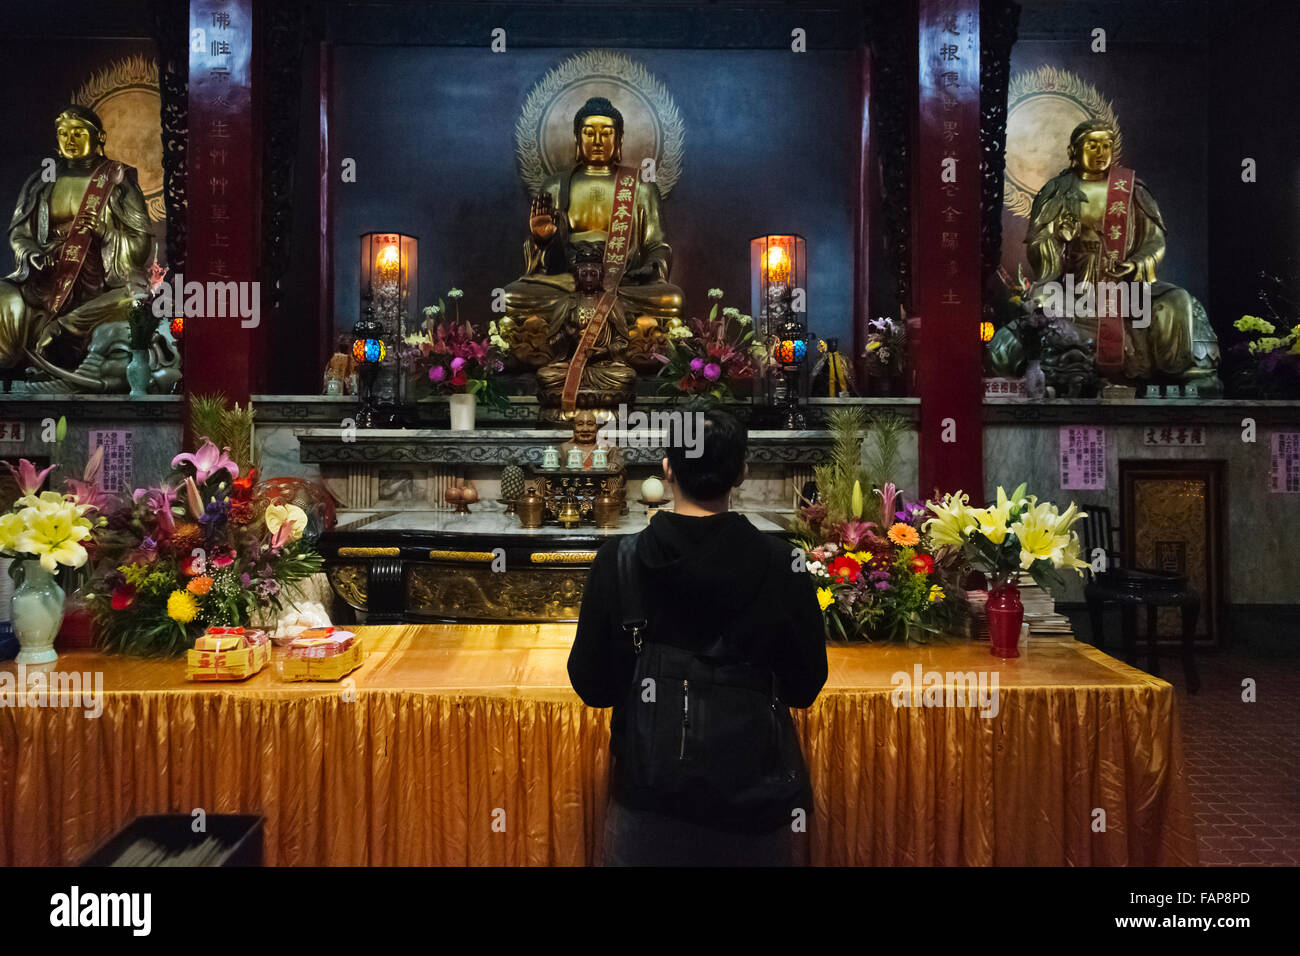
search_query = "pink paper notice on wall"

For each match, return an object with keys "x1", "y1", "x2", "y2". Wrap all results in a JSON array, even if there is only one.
[
  {"x1": 1060, "y1": 427, "x2": 1106, "y2": 490},
  {"x1": 89, "y1": 429, "x2": 134, "y2": 494},
  {"x1": 1270, "y1": 432, "x2": 1300, "y2": 493}
]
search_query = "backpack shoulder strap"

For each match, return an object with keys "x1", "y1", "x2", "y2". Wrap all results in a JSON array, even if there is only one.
[{"x1": 616, "y1": 532, "x2": 647, "y2": 652}]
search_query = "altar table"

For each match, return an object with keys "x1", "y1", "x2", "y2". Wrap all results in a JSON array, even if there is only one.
[{"x1": 0, "y1": 626, "x2": 1198, "y2": 866}]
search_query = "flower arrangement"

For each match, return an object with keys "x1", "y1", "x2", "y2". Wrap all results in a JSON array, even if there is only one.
[
  {"x1": 402, "y1": 288, "x2": 509, "y2": 410},
  {"x1": 0, "y1": 460, "x2": 96, "y2": 577},
  {"x1": 654, "y1": 289, "x2": 766, "y2": 402},
  {"x1": 923, "y1": 483, "x2": 1090, "y2": 590},
  {"x1": 793, "y1": 408, "x2": 964, "y2": 642},
  {"x1": 1227, "y1": 313, "x2": 1300, "y2": 400},
  {"x1": 862, "y1": 315, "x2": 907, "y2": 379},
  {"x1": 86, "y1": 401, "x2": 323, "y2": 655}
]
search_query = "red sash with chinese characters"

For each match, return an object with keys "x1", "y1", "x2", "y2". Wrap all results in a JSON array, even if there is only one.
[
  {"x1": 561, "y1": 166, "x2": 637, "y2": 412},
  {"x1": 1095, "y1": 164, "x2": 1135, "y2": 376},
  {"x1": 47, "y1": 160, "x2": 125, "y2": 316}
]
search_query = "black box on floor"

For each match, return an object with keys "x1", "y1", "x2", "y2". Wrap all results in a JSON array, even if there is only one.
[{"x1": 80, "y1": 814, "x2": 264, "y2": 867}]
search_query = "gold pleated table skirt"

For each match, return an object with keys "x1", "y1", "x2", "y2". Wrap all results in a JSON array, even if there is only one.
[{"x1": 0, "y1": 626, "x2": 1198, "y2": 866}]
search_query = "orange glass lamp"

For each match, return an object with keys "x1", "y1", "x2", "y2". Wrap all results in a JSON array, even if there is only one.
[
  {"x1": 359, "y1": 232, "x2": 417, "y2": 414},
  {"x1": 979, "y1": 321, "x2": 995, "y2": 343},
  {"x1": 751, "y1": 235, "x2": 808, "y2": 428}
]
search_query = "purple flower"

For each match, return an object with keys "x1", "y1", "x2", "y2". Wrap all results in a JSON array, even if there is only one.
[
  {"x1": 689, "y1": 357, "x2": 704, "y2": 372},
  {"x1": 450, "y1": 356, "x2": 466, "y2": 373},
  {"x1": 874, "y1": 580, "x2": 891, "y2": 591},
  {"x1": 703, "y1": 362, "x2": 722, "y2": 381},
  {"x1": 240, "y1": 573, "x2": 252, "y2": 586},
  {"x1": 429, "y1": 365, "x2": 446, "y2": 383}
]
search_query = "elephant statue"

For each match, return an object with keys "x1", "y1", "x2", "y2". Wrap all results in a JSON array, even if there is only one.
[{"x1": 14, "y1": 318, "x2": 181, "y2": 394}]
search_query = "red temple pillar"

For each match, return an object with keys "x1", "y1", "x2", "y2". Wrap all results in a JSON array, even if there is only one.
[
  {"x1": 913, "y1": 0, "x2": 984, "y2": 500},
  {"x1": 184, "y1": 0, "x2": 262, "y2": 417}
]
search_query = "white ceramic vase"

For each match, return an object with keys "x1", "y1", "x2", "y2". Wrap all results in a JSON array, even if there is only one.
[
  {"x1": 11, "y1": 560, "x2": 64, "y2": 665},
  {"x1": 449, "y1": 392, "x2": 476, "y2": 431}
]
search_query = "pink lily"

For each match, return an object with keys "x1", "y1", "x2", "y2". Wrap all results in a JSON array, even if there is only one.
[
  {"x1": 133, "y1": 482, "x2": 179, "y2": 535},
  {"x1": 839, "y1": 519, "x2": 878, "y2": 551},
  {"x1": 2, "y1": 458, "x2": 57, "y2": 497},
  {"x1": 875, "y1": 482, "x2": 899, "y2": 528},
  {"x1": 172, "y1": 439, "x2": 239, "y2": 484},
  {"x1": 64, "y1": 446, "x2": 116, "y2": 513}
]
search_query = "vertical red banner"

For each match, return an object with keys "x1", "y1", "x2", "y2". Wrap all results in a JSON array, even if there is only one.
[
  {"x1": 186, "y1": 0, "x2": 260, "y2": 407},
  {"x1": 914, "y1": 0, "x2": 984, "y2": 501}
]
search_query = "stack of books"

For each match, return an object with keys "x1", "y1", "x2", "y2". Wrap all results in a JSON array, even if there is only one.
[{"x1": 1018, "y1": 573, "x2": 1074, "y2": 640}]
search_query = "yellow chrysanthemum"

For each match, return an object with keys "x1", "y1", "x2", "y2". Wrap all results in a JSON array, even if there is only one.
[
  {"x1": 816, "y1": 587, "x2": 835, "y2": 611},
  {"x1": 167, "y1": 590, "x2": 199, "y2": 623}
]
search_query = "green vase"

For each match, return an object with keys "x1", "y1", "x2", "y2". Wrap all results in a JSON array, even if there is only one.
[{"x1": 11, "y1": 560, "x2": 64, "y2": 665}]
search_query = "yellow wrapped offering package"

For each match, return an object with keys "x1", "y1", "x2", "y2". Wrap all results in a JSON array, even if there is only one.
[
  {"x1": 186, "y1": 627, "x2": 271, "y2": 682},
  {"x1": 278, "y1": 627, "x2": 363, "y2": 682}
]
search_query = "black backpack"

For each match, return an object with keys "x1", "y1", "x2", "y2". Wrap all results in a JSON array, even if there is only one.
[{"x1": 611, "y1": 531, "x2": 811, "y2": 834}]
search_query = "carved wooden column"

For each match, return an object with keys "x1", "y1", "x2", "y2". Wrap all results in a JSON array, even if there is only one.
[{"x1": 913, "y1": 0, "x2": 984, "y2": 499}]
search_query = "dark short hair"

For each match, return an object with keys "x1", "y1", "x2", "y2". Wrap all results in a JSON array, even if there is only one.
[
  {"x1": 666, "y1": 405, "x2": 747, "y2": 501},
  {"x1": 573, "y1": 96, "x2": 624, "y2": 137}
]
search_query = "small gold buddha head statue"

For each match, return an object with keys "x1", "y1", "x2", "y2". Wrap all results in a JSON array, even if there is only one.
[
  {"x1": 570, "y1": 408, "x2": 600, "y2": 446},
  {"x1": 571, "y1": 241, "x2": 605, "y2": 294},
  {"x1": 573, "y1": 96, "x2": 623, "y2": 166},
  {"x1": 1067, "y1": 120, "x2": 1116, "y2": 179},
  {"x1": 55, "y1": 105, "x2": 107, "y2": 162}
]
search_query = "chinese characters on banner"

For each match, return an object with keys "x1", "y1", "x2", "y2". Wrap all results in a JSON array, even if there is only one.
[
  {"x1": 1143, "y1": 425, "x2": 1206, "y2": 447},
  {"x1": 915, "y1": 0, "x2": 983, "y2": 495},
  {"x1": 1060, "y1": 426, "x2": 1106, "y2": 490},
  {"x1": 188, "y1": 0, "x2": 257, "y2": 399},
  {"x1": 1270, "y1": 432, "x2": 1300, "y2": 493},
  {"x1": 89, "y1": 430, "x2": 134, "y2": 493},
  {"x1": 0, "y1": 422, "x2": 25, "y2": 442}
]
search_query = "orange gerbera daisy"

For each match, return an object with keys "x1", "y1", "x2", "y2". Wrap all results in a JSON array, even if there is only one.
[
  {"x1": 887, "y1": 522, "x2": 920, "y2": 547},
  {"x1": 187, "y1": 575, "x2": 214, "y2": 596}
]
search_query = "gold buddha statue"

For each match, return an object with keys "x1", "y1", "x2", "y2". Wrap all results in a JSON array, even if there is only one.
[
  {"x1": 990, "y1": 120, "x2": 1220, "y2": 392},
  {"x1": 0, "y1": 106, "x2": 152, "y2": 378},
  {"x1": 502, "y1": 96, "x2": 683, "y2": 412}
]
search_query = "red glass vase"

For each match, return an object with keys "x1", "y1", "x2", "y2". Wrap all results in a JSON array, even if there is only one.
[{"x1": 986, "y1": 579, "x2": 1023, "y2": 658}]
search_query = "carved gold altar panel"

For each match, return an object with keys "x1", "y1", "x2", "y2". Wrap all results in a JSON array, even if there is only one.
[{"x1": 407, "y1": 564, "x2": 587, "y2": 622}]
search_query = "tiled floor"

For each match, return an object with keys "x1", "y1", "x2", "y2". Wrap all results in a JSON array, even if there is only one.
[{"x1": 1092, "y1": 641, "x2": 1299, "y2": 866}]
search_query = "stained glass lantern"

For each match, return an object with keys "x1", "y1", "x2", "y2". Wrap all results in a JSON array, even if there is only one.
[
  {"x1": 351, "y1": 298, "x2": 386, "y2": 428},
  {"x1": 751, "y1": 234, "x2": 808, "y2": 429},
  {"x1": 979, "y1": 321, "x2": 995, "y2": 343},
  {"x1": 359, "y1": 232, "x2": 417, "y2": 415},
  {"x1": 169, "y1": 316, "x2": 184, "y2": 340}
]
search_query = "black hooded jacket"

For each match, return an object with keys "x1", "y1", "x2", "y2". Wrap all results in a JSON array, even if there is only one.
[{"x1": 567, "y1": 510, "x2": 828, "y2": 718}]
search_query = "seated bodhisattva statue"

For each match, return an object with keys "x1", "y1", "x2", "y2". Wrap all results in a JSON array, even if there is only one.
[
  {"x1": 0, "y1": 106, "x2": 152, "y2": 382},
  {"x1": 990, "y1": 120, "x2": 1220, "y2": 393},
  {"x1": 502, "y1": 96, "x2": 683, "y2": 413}
]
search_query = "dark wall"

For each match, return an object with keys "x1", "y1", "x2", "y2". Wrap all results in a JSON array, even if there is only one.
[
  {"x1": 328, "y1": 45, "x2": 861, "y2": 346},
  {"x1": 1000, "y1": 1, "x2": 1209, "y2": 308},
  {"x1": 1207, "y1": 0, "x2": 1300, "y2": 333}
]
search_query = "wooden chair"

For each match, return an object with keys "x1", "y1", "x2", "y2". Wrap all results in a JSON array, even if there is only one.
[{"x1": 1079, "y1": 506, "x2": 1201, "y2": 693}]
